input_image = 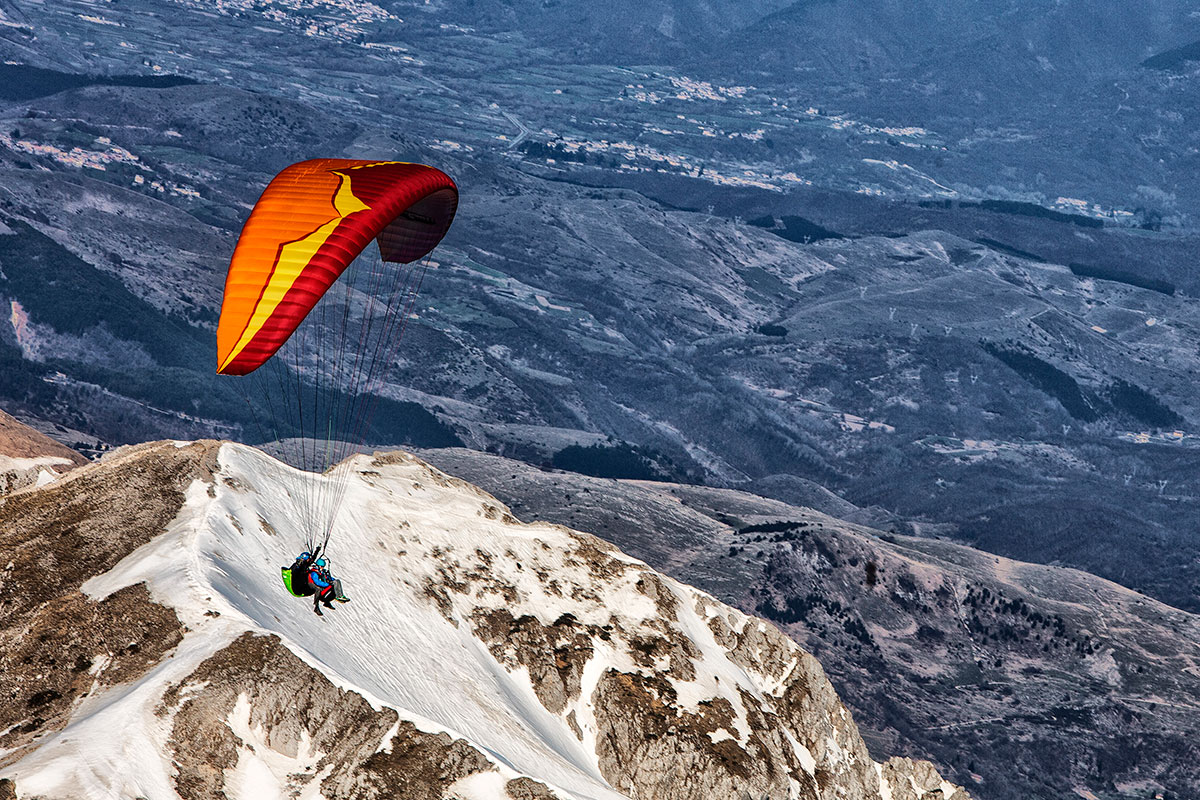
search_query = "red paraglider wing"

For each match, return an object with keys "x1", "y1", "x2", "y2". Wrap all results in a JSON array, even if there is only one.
[{"x1": 216, "y1": 158, "x2": 457, "y2": 376}]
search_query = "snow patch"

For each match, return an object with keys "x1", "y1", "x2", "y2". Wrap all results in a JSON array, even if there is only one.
[
  {"x1": 444, "y1": 770, "x2": 510, "y2": 800},
  {"x1": 223, "y1": 693, "x2": 327, "y2": 800}
]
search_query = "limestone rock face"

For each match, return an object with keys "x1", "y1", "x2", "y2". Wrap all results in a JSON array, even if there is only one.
[
  {"x1": 161, "y1": 632, "x2": 503, "y2": 800},
  {"x1": 418, "y1": 464, "x2": 969, "y2": 800}
]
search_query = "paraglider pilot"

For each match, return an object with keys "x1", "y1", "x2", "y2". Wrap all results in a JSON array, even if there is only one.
[{"x1": 288, "y1": 548, "x2": 349, "y2": 616}]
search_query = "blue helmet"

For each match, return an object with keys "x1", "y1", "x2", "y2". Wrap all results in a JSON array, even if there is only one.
[
  {"x1": 299, "y1": 551, "x2": 311, "y2": 560},
  {"x1": 314, "y1": 558, "x2": 327, "y2": 568}
]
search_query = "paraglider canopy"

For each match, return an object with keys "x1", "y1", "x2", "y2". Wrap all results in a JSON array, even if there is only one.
[
  {"x1": 216, "y1": 156, "x2": 458, "y2": 555},
  {"x1": 216, "y1": 158, "x2": 458, "y2": 376}
]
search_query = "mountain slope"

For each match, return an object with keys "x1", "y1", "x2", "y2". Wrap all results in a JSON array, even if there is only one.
[
  {"x1": 0, "y1": 408, "x2": 84, "y2": 463},
  {"x1": 0, "y1": 407, "x2": 86, "y2": 494},
  {"x1": 417, "y1": 446, "x2": 1200, "y2": 800},
  {"x1": 0, "y1": 441, "x2": 967, "y2": 800}
]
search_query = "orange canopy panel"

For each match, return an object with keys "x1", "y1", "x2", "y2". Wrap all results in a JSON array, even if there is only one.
[{"x1": 216, "y1": 158, "x2": 458, "y2": 375}]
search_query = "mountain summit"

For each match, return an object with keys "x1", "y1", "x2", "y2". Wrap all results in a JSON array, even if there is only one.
[{"x1": 0, "y1": 440, "x2": 967, "y2": 800}]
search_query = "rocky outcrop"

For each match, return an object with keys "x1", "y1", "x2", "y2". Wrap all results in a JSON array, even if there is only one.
[
  {"x1": 880, "y1": 757, "x2": 960, "y2": 800},
  {"x1": 472, "y1": 608, "x2": 595, "y2": 715},
  {"x1": 587, "y1": 592, "x2": 968, "y2": 800},
  {"x1": 506, "y1": 777, "x2": 559, "y2": 799},
  {"x1": 0, "y1": 440, "x2": 218, "y2": 610},
  {"x1": 0, "y1": 583, "x2": 183, "y2": 765},
  {"x1": 587, "y1": 648, "x2": 969, "y2": 800},
  {"x1": 592, "y1": 668, "x2": 813, "y2": 800},
  {"x1": 161, "y1": 632, "x2": 501, "y2": 800}
]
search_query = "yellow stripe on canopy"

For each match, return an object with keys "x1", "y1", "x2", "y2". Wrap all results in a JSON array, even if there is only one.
[{"x1": 218, "y1": 173, "x2": 370, "y2": 373}]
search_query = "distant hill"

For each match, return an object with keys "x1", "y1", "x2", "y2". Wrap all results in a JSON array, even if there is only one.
[
  {"x1": 0, "y1": 406, "x2": 86, "y2": 495},
  {"x1": 0, "y1": 406, "x2": 86, "y2": 464}
]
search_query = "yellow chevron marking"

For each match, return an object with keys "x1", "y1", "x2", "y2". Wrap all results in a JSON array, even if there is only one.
[{"x1": 219, "y1": 172, "x2": 370, "y2": 372}]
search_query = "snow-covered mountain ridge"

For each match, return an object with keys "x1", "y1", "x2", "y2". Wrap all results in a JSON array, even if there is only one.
[{"x1": 0, "y1": 440, "x2": 967, "y2": 800}]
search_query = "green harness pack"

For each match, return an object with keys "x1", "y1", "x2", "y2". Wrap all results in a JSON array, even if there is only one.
[{"x1": 280, "y1": 567, "x2": 307, "y2": 598}]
